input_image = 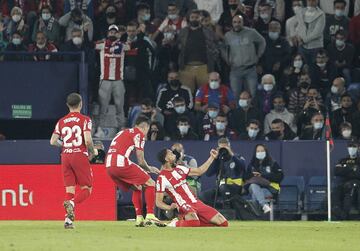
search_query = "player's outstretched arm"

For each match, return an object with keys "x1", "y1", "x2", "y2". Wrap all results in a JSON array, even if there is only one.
[
  {"x1": 136, "y1": 149, "x2": 160, "y2": 174},
  {"x1": 84, "y1": 131, "x2": 98, "y2": 156},
  {"x1": 156, "y1": 192, "x2": 178, "y2": 211},
  {"x1": 50, "y1": 133, "x2": 63, "y2": 148},
  {"x1": 188, "y1": 149, "x2": 218, "y2": 176}
]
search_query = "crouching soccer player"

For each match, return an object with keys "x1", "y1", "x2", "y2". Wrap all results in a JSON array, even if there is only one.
[{"x1": 156, "y1": 149, "x2": 228, "y2": 227}]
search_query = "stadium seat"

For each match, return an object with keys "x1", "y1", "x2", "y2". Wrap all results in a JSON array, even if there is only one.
[
  {"x1": 276, "y1": 176, "x2": 305, "y2": 214},
  {"x1": 304, "y1": 176, "x2": 327, "y2": 213}
]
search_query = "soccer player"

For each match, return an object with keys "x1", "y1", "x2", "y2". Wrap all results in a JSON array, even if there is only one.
[
  {"x1": 50, "y1": 93, "x2": 98, "y2": 229},
  {"x1": 105, "y1": 116, "x2": 162, "y2": 227},
  {"x1": 156, "y1": 148, "x2": 229, "y2": 227}
]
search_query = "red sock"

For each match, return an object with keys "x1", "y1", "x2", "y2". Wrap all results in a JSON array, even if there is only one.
[
  {"x1": 176, "y1": 220, "x2": 200, "y2": 227},
  {"x1": 132, "y1": 190, "x2": 143, "y2": 216},
  {"x1": 219, "y1": 221, "x2": 229, "y2": 227},
  {"x1": 73, "y1": 189, "x2": 91, "y2": 204},
  {"x1": 144, "y1": 186, "x2": 155, "y2": 214},
  {"x1": 65, "y1": 193, "x2": 74, "y2": 201}
]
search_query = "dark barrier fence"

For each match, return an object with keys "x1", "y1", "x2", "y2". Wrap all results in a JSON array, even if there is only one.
[
  {"x1": 0, "y1": 140, "x2": 349, "y2": 190},
  {"x1": 0, "y1": 52, "x2": 88, "y2": 119}
]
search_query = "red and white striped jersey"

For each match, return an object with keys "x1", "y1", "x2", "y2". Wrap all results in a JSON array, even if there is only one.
[
  {"x1": 95, "y1": 39, "x2": 127, "y2": 81},
  {"x1": 53, "y1": 112, "x2": 92, "y2": 155},
  {"x1": 156, "y1": 165, "x2": 198, "y2": 206},
  {"x1": 158, "y1": 17, "x2": 187, "y2": 33},
  {"x1": 106, "y1": 127, "x2": 145, "y2": 167}
]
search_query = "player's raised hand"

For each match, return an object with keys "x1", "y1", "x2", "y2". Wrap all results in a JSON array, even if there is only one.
[
  {"x1": 149, "y1": 166, "x2": 160, "y2": 174},
  {"x1": 210, "y1": 149, "x2": 218, "y2": 159}
]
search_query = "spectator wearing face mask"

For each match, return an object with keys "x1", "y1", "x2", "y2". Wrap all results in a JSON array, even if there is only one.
[
  {"x1": 194, "y1": 72, "x2": 236, "y2": 115},
  {"x1": 310, "y1": 49, "x2": 338, "y2": 99},
  {"x1": 244, "y1": 143, "x2": 283, "y2": 214},
  {"x1": 294, "y1": 0, "x2": 325, "y2": 68},
  {"x1": 297, "y1": 87, "x2": 325, "y2": 132},
  {"x1": 299, "y1": 112, "x2": 325, "y2": 140},
  {"x1": 59, "y1": 7, "x2": 93, "y2": 42},
  {"x1": 208, "y1": 112, "x2": 237, "y2": 141},
  {"x1": 151, "y1": 3, "x2": 187, "y2": 41},
  {"x1": 177, "y1": 10, "x2": 219, "y2": 94},
  {"x1": 288, "y1": 73, "x2": 312, "y2": 117},
  {"x1": 349, "y1": 5, "x2": 360, "y2": 69},
  {"x1": 255, "y1": 74, "x2": 278, "y2": 116},
  {"x1": 333, "y1": 141, "x2": 360, "y2": 220},
  {"x1": 147, "y1": 121, "x2": 167, "y2": 141},
  {"x1": 171, "y1": 116, "x2": 199, "y2": 140},
  {"x1": 239, "y1": 119, "x2": 265, "y2": 141},
  {"x1": 258, "y1": 20, "x2": 291, "y2": 80},
  {"x1": 94, "y1": 4, "x2": 123, "y2": 41},
  {"x1": 6, "y1": 7, "x2": 29, "y2": 42},
  {"x1": 4, "y1": 31, "x2": 27, "y2": 61},
  {"x1": 286, "y1": 0, "x2": 303, "y2": 50},
  {"x1": 265, "y1": 118, "x2": 297, "y2": 140},
  {"x1": 154, "y1": 0, "x2": 197, "y2": 20},
  {"x1": 337, "y1": 122, "x2": 357, "y2": 140},
  {"x1": 331, "y1": 93, "x2": 355, "y2": 137},
  {"x1": 28, "y1": 31, "x2": 58, "y2": 61},
  {"x1": 164, "y1": 96, "x2": 197, "y2": 137},
  {"x1": 325, "y1": 77, "x2": 347, "y2": 112},
  {"x1": 327, "y1": 30, "x2": 355, "y2": 85},
  {"x1": 264, "y1": 94, "x2": 296, "y2": 135},
  {"x1": 222, "y1": 14, "x2": 265, "y2": 99},
  {"x1": 253, "y1": 0, "x2": 285, "y2": 22},
  {"x1": 156, "y1": 70, "x2": 193, "y2": 117},
  {"x1": 64, "y1": 0, "x2": 93, "y2": 19},
  {"x1": 132, "y1": 98, "x2": 164, "y2": 128},
  {"x1": 135, "y1": 3, "x2": 157, "y2": 36},
  {"x1": 323, "y1": 0, "x2": 349, "y2": 47},
  {"x1": 229, "y1": 90, "x2": 263, "y2": 136},
  {"x1": 32, "y1": 6, "x2": 60, "y2": 46},
  {"x1": 200, "y1": 102, "x2": 220, "y2": 141},
  {"x1": 254, "y1": 2, "x2": 280, "y2": 37},
  {"x1": 280, "y1": 53, "x2": 309, "y2": 94}
]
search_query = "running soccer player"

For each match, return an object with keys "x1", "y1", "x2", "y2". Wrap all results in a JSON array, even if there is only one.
[
  {"x1": 156, "y1": 148, "x2": 229, "y2": 227},
  {"x1": 105, "y1": 115, "x2": 163, "y2": 227},
  {"x1": 50, "y1": 93, "x2": 98, "y2": 229}
]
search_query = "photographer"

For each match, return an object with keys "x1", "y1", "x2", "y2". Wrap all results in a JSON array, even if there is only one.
[
  {"x1": 200, "y1": 137, "x2": 246, "y2": 208},
  {"x1": 333, "y1": 141, "x2": 360, "y2": 220}
]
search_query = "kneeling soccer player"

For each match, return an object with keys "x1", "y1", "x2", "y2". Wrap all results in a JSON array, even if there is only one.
[{"x1": 156, "y1": 149, "x2": 228, "y2": 227}]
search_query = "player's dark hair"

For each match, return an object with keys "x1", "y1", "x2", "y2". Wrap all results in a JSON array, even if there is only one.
[
  {"x1": 157, "y1": 148, "x2": 168, "y2": 165},
  {"x1": 135, "y1": 115, "x2": 151, "y2": 126},
  {"x1": 66, "y1": 93, "x2": 82, "y2": 108}
]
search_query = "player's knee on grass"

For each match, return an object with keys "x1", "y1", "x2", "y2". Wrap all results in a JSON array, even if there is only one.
[
  {"x1": 211, "y1": 213, "x2": 228, "y2": 226},
  {"x1": 184, "y1": 212, "x2": 199, "y2": 221}
]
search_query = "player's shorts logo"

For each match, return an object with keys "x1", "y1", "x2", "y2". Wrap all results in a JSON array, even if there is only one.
[{"x1": 1, "y1": 184, "x2": 34, "y2": 207}]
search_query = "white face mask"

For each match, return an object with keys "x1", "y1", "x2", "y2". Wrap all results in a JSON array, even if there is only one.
[
  {"x1": 331, "y1": 86, "x2": 339, "y2": 94},
  {"x1": 348, "y1": 147, "x2": 358, "y2": 157},
  {"x1": 313, "y1": 122, "x2": 323, "y2": 130},
  {"x1": 335, "y1": 39, "x2": 345, "y2": 48},
  {"x1": 164, "y1": 32, "x2": 174, "y2": 40},
  {"x1": 12, "y1": 37, "x2": 21, "y2": 45},
  {"x1": 178, "y1": 125, "x2": 189, "y2": 135},
  {"x1": 208, "y1": 110, "x2": 218, "y2": 119},
  {"x1": 293, "y1": 60, "x2": 303, "y2": 68},
  {"x1": 317, "y1": 62, "x2": 326, "y2": 68},
  {"x1": 168, "y1": 14, "x2": 178, "y2": 20},
  {"x1": 174, "y1": 105, "x2": 186, "y2": 114},
  {"x1": 263, "y1": 84, "x2": 273, "y2": 92},
  {"x1": 238, "y1": 99, "x2": 248, "y2": 108},
  {"x1": 335, "y1": 9, "x2": 344, "y2": 17},
  {"x1": 209, "y1": 80, "x2": 220, "y2": 89},
  {"x1": 256, "y1": 151, "x2": 266, "y2": 160},
  {"x1": 260, "y1": 13, "x2": 269, "y2": 20},
  {"x1": 37, "y1": 43, "x2": 46, "y2": 49},
  {"x1": 42, "y1": 13, "x2": 51, "y2": 21},
  {"x1": 12, "y1": 14, "x2": 21, "y2": 23},
  {"x1": 248, "y1": 128, "x2": 259, "y2": 138},
  {"x1": 215, "y1": 122, "x2": 226, "y2": 131},
  {"x1": 72, "y1": 37, "x2": 83, "y2": 45},
  {"x1": 342, "y1": 130, "x2": 352, "y2": 138}
]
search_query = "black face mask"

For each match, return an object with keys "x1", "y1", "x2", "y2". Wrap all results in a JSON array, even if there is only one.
[
  {"x1": 143, "y1": 112, "x2": 152, "y2": 118},
  {"x1": 73, "y1": 19, "x2": 82, "y2": 25},
  {"x1": 299, "y1": 81, "x2": 310, "y2": 89},
  {"x1": 229, "y1": 4, "x2": 238, "y2": 10},
  {"x1": 106, "y1": 12, "x2": 116, "y2": 18},
  {"x1": 190, "y1": 20, "x2": 200, "y2": 27},
  {"x1": 169, "y1": 80, "x2": 181, "y2": 89},
  {"x1": 108, "y1": 35, "x2": 117, "y2": 41}
]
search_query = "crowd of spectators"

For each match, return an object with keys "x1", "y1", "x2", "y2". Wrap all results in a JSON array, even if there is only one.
[{"x1": 1, "y1": 0, "x2": 360, "y2": 141}]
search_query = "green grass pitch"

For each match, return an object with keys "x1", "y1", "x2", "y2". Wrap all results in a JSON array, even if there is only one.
[{"x1": 0, "y1": 221, "x2": 359, "y2": 251}]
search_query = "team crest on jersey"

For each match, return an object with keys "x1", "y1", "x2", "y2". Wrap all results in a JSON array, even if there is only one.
[
  {"x1": 230, "y1": 162, "x2": 235, "y2": 169},
  {"x1": 266, "y1": 166, "x2": 271, "y2": 173}
]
